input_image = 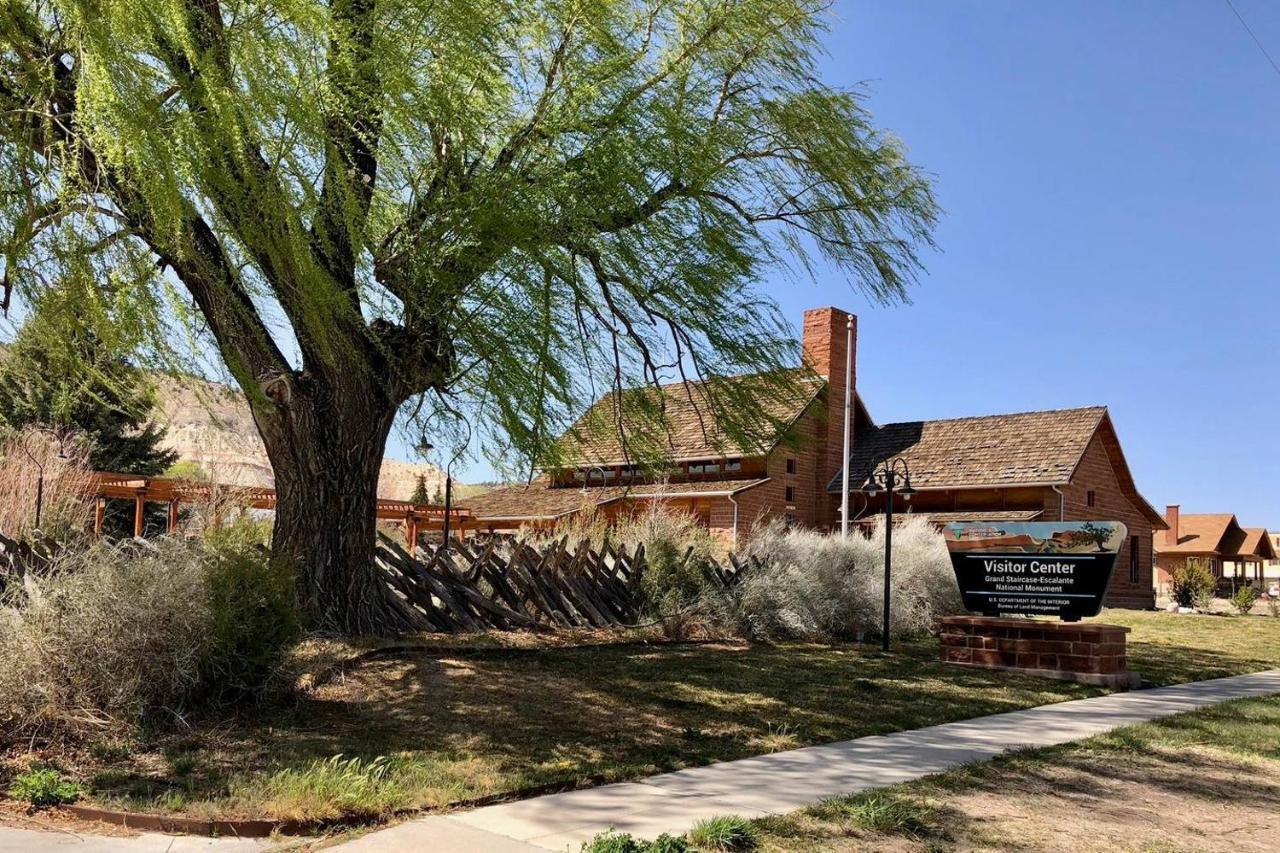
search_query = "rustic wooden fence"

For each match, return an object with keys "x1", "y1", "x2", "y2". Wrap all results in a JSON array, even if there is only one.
[
  {"x1": 1, "y1": 527, "x2": 755, "y2": 634},
  {"x1": 0, "y1": 531, "x2": 61, "y2": 594},
  {"x1": 375, "y1": 535, "x2": 753, "y2": 632}
]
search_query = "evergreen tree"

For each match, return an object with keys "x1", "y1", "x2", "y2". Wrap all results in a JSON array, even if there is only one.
[
  {"x1": 0, "y1": 312, "x2": 176, "y2": 477},
  {"x1": 409, "y1": 474, "x2": 429, "y2": 506}
]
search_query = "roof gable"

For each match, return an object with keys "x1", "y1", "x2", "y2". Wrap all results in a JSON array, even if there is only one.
[
  {"x1": 1155, "y1": 513, "x2": 1240, "y2": 555},
  {"x1": 1233, "y1": 527, "x2": 1276, "y2": 560}
]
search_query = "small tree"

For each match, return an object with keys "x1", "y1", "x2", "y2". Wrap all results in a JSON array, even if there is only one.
[
  {"x1": 0, "y1": 307, "x2": 176, "y2": 536},
  {"x1": 409, "y1": 474, "x2": 430, "y2": 506},
  {"x1": 1230, "y1": 585, "x2": 1259, "y2": 616},
  {"x1": 1170, "y1": 558, "x2": 1216, "y2": 611},
  {"x1": 1068, "y1": 521, "x2": 1112, "y2": 552}
]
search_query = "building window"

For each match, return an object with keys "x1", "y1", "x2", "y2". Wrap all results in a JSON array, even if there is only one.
[
  {"x1": 785, "y1": 458, "x2": 797, "y2": 474},
  {"x1": 1087, "y1": 490, "x2": 1096, "y2": 507},
  {"x1": 725, "y1": 458, "x2": 742, "y2": 472},
  {"x1": 1129, "y1": 535, "x2": 1140, "y2": 583},
  {"x1": 688, "y1": 460, "x2": 720, "y2": 475},
  {"x1": 785, "y1": 486, "x2": 795, "y2": 503}
]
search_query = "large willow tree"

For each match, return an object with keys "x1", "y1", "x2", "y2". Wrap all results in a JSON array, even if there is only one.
[{"x1": 0, "y1": 0, "x2": 937, "y2": 633}]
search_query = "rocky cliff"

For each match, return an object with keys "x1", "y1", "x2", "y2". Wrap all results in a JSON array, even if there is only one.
[{"x1": 154, "y1": 374, "x2": 450, "y2": 502}]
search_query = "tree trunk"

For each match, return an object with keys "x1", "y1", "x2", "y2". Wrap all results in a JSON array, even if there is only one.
[{"x1": 256, "y1": 376, "x2": 415, "y2": 636}]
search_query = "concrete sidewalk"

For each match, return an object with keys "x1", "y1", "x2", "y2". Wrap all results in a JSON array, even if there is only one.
[
  {"x1": 7, "y1": 670, "x2": 1279, "y2": 852},
  {"x1": 0, "y1": 825, "x2": 267, "y2": 853},
  {"x1": 430, "y1": 669, "x2": 1280, "y2": 851}
]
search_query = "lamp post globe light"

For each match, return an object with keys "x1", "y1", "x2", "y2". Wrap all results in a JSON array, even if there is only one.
[{"x1": 858, "y1": 456, "x2": 916, "y2": 652}]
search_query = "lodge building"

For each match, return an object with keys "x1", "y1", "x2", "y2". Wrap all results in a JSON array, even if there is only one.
[{"x1": 461, "y1": 307, "x2": 1166, "y2": 608}]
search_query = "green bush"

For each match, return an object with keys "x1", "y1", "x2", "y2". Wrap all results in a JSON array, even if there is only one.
[
  {"x1": 10, "y1": 768, "x2": 82, "y2": 806},
  {"x1": 581, "y1": 830, "x2": 690, "y2": 853},
  {"x1": 640, "y1": 536, "x2": 709, "y2": 615},
  {"x1": 687, "y1": 815, "x2": 758, "y2": 851},
  {"x1": 202, "y1": 530, "x2": 300, "y2": 699},
  {"x1": 582, "y1": 829, "x2": 646, "y2": 853},
  {"x1": 1170, "y1": 559, "x2": 1216, "y2": 610},
  {"x1": 807, "y1": 791, "x2": 935, "y2": 836},
  {"x1": 1230, "y1": 586, "x2": 1259, "y2": 616}
]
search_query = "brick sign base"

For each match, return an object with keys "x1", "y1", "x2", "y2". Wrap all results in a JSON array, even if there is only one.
[{"x1": 938, "y1": 615, "x2": 1139, "y2": 688}]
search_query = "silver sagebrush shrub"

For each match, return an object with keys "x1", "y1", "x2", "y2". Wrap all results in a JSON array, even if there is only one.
[
  {"x1": 0, "y1": 535, "x2": 297, "y2": 738},
  {"x1": 732, "y1": 516, "x2": 962, "y2": 640}
]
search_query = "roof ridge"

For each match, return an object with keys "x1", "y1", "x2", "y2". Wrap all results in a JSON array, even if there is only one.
[{"x1": 873, "y1": 404, "x2": 1107, "y2": 429}]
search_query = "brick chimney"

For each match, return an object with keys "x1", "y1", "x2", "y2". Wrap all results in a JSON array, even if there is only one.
[
  {"x1": 802, "y1": 307, "x2": 857, "y2": 529},
  {"x1": 1165, "y1": 505, "x2": 1180, "y2": 547}
]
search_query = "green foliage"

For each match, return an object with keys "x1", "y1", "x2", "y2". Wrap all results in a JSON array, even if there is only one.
[
  {"x1": 9, "y1": 767, "x2": 83, "y2": 807},
  {"x1": 1170, "y1": 559, "x2": 1216, "y2": 610},
  {"x1": 581, "y1": 830, "x2": 689, "y2": 853},
  {"x1": 164, "y1": 460, "x2": 210, "y2": 482},
  {"x1": 647, "y1": 835, "x2": 691, "y2": 853},
  {"x1": 807, "y1": 791, "x2": 936, "y2": 837},
  {"x1": 639, "y1": 536, "x2": 709, "y2": 616},
  {"x1": 687, "y1": 815, "x2": 758, "y2": 851},
  {"x1": 409, "y1": 474, "x2": 430, "y2": 506},
  {"x1": 0, "y1": 309, "x2": 175, "y2": 477},
  {"x1": 254, "y1": 755, "x2": 406, "y2": 821},
  {"x1": 0, "y1": 0, "x2": 937, "y2": 477},
  {"x1": 201, "y1": 528, "x2": 301, "y2": 698},
  {"x1": 582, "y1": 829, "x2": 647, "y2": 853},
  {"x1": 1067, "y1": 521, "x2": 1113, "y2": 552},
  {"x1": 1230, "y1": 585, "x2": 1259, "y2": 616}
]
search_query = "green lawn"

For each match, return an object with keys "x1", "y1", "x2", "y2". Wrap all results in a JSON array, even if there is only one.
[
  {"x1": 754, "y1": 694, "x2": 1280, "y2": 852},
  {"x1": 7, "y1": 609, "x2": 1278, "y2": 824},
  {"x1": 1092, "y1": 607, "x2": 1280, "y2": 684}
]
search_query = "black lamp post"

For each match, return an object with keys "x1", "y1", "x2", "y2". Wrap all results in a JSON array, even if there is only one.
[
  {"x1": 16, "y1": 427, "x2": 72, "y2": 533},
  {"x1": 859, "y1": 457, "x2": 916, "y2": 651}
]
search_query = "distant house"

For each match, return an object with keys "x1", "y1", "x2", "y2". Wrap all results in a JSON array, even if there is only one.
[
  {"x1": 461, "y1": 307, "x2": 1164, "y2": 608},
  {"x1": 1153, "y1": 506, "x2": 1276, "y2": 595}
]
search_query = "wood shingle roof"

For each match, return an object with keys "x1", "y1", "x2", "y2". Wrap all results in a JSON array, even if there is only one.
[
  {"x1": 829, "y1": 406, "x2": 1108, "y2": 492},
  {"x1": 557, "y1": 370, "x2": 824, "y2": 467}
]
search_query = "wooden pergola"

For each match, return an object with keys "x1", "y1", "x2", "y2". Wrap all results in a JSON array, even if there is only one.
[{"x1": 87, "y1": 471, "x2": 470, "y2": 547}]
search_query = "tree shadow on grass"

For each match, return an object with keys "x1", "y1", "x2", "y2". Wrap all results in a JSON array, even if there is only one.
[{"x1": 1126, "y1": 640, "x2": 1279, "y2": 686}]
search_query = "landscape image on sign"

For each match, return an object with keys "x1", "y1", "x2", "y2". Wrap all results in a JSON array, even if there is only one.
[
  {"x1": 943, "y1": 521, "x2": 1125, "y2": 555},
  {"x1": 943, "y1": 521, "x2": 1128, "y2": 620}
]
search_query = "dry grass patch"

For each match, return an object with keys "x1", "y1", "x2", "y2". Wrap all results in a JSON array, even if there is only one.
[
  {"x1": 5, "y1": 635, "x2": 1102, "y2": 823},
  {"x1": 3, "y1": 610, "x2": 1274, "y2": 826}
]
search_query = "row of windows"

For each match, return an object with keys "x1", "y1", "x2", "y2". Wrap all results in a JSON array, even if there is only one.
[{"x1": 570, "y1": 458, "x2": 743, "y2": 481}]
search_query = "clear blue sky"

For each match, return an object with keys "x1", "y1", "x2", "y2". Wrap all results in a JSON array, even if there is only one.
[{"x1": 422, "y1": 1, "x2": 1280, "y2": 526}]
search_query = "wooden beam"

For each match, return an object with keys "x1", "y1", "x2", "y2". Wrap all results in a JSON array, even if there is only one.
[
  {"x1": 94, "y1": 498, "x2": 105, "y2": 537},
  {"x1": 167, "y1": 498, "x2": 180, "y2": 534},
  {"x1": 133, "y1": 494, "x2": 145, "y2": 537}
]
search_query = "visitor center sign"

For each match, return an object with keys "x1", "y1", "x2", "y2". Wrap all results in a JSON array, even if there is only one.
[{"x1": 943, "y1": 521, "x2": 1127, "y2": 621}]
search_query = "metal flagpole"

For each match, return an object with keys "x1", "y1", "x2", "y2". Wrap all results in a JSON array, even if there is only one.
[{"x1": 840, "y1": 315, "x2": 853, "y2": 539}]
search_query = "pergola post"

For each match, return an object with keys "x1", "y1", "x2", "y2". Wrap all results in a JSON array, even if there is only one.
[
  {"x1": 406, "y1": 515, "x2": 418, "y2": 551},
  {"x1": 93, "y1": 498, "x2": 105, "y2": 537},
  {"x1": 133, "y1": 494, "x2": 145, "y2": 537},
  {"x1": 167, "y1": 498, "x2": 180, "y2": 534}
]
